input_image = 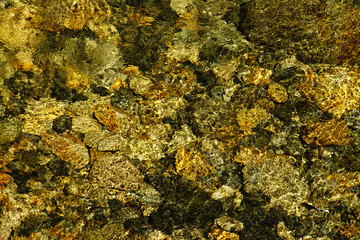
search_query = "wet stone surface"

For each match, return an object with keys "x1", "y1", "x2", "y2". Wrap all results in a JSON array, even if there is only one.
[{"x1": 1, "y1": 0, "x2": 360, "y2": 239}]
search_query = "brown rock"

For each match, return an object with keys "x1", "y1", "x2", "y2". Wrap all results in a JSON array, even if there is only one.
[
  {"x1": 93, "y1": 103, "x2": 140, "y2": 136},
  {"x1": 301, "y1": 119, "x2": 350, "y2": 146},
  {"x1": 89, "y1": 153, "x2": 143, "y2": 191},
  {"x1": 41, "y1": 132, "x2": 90, "y2": 169}
]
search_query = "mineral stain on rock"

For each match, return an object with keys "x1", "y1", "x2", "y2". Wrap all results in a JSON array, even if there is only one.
[{"x1": 41, "y1": 132, "x2": 89, "y2": 169}]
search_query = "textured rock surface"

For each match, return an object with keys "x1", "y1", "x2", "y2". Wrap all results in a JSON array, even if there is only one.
[
  {"x1": 2, "y1": 0, "x2": 360, "y2": 239},
  {"x1": 301, "y1": 119, "x2": 350, "y2": 146}
]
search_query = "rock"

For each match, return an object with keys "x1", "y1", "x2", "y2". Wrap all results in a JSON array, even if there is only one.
[
  {"x1": 0, "y1": 117, "x2": 22, "y2": 145},
  {"x1": 210, "y1": 228, "x2": 240, "y2": 240},
  {"x1": 63, "y1": 66, "x2": 91, "y2": 93},
  {"x1": 268, "y1": 82, "x2": 288, "y2": 103},
  {"x1": 166, "y1": 44, "x2": 200, "y2": 64},
  {"x1": 39, "y1": 0, "x2": 111, "y2": 31},
  {"x1": 211, "y1": 185, "x2": 235, "y2": 201},
  {"x1": 23, "y1": 99, "x2": 66, "y2": 136},
  {"x1": 235, "y1": 146, "x2": 309, "y2": 216},
  {"x1": 212, "y1": 58, "x2": 241, "y2": 88},
  {"x1": 300, "y1": 66, "x2": 360, "y2": 118},
  {"x1": 215, "y1": 216, "x2": 244, "y2": 232},
  {"x1": 0, "y1": 5, "x2": 45, "y2": 51},
  {"x1": 128, "y1": 139, "x2": 165, "y2": 166},
  {"x1": 236, "y1": 106, "x2": 270, "y2": 135},
  {"x1": 301, "y1": 119, "x2": 350, "y2": 146},
  {"x1": 241, "y1": 66, "x2": 272, "y2": 86},
  {"x1": 83, "y1": 130, "x2": 129, "y2": 152},
  {"x1": 175, "y1": 148, "x2": 214, "y2": 182},
  {"x1": 94, "y1": 103, "x2": 140, "y2": 136},
  {"x1": 52, "y1": 115, "x2": 72, "y2": 134},
  {"x1": 89, "y1": 153, "x2": 144, "y2": 191},
  {"x1": 71, "y1": 116, "x2": 102, "y2": 133},
  {"x1": 41, "y1": 132, "x2": 89, "y2": 169}
]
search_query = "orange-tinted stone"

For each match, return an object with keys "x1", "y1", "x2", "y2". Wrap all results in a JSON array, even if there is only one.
[
  {"x1": 301, "y1": 119, "x2": 350, "y2": 146},
  {"x1": 41, "y1": 132, "x2": 90, "y2": 168},
  {"x1": 210, "y1": 228, "x2": 240, "y2": 240},
  {"x1": 0, "y1": 172, "x2": 11, "y2": 190}
]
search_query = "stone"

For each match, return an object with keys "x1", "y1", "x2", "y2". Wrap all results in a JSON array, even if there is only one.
[
  {"x1": 268, "y1": 82, "x2": 288, "y2": 103},
  {"x1": 71, "y1": 116, "x2": 102, "y2": 133},
  {"x1": 93, "y1": 103, "x2": 140, "y2": 136},
  {"x1": 170, "y1": 0, "x2": 194, "y2": 14},
  {"x1": 175, "y1": 148, "x2": 214, "y2": 182},
  {"x1": 128, "y1": 75, "x2": 155, "y2": 97},
  {"x1": 128, "y1": 139, "x2": 165, "y2": 166},
  {"x1": 236, "y1": 106, "x2": 270, "y2": 135},
  {"x1": 211, "y1": 185, "x2": 235, "y2": 201},
  {"x1": 300, "y1": 66, "x2": 360, "y2": 118},
  {"x1": 23, "y1": 99, "x2": 66, "y2": 136},
  {"x1": 167, "y1": 124, "x2": 197, "y2": 154},
  {"x1": 212, "y1": 58, "x2": 241, "y2": 88},
  {"x1": 39, "y1": 0, "x2": 111, "y2": 31},
  {"x1": 89, "y1": 153, "x2": 144, "y2": 191},
  {"x1": 52, "y1": 115, "x2": 72, "y2": 134},
  {"x1": 301, "y1": 119, "x2": 350, "y2": 146},
  {"x1": 235, "y1": 147, "x2": 309, "y2": 216},
  {"x1": 166, "y1": 44, "x2": 200, "y2": 64},
  {"x1": 210, "y1": 228, "x2": 240, "y2": 240},
  {"x1": 63, "y1": 66, "x2": 91, "y2": 93},
  {"x1": 215, "y1": 216, "x2": 244, "y2": 232},
  {"x1": 0, "y1": 5, "x2": 45, "y2": 51},
  {"x1": 83, "y1": 131, "x2": 129, "y2": 152},
  {"x1": 175, "y1": 12, "x2": 201, "y2": 31},
  {"x1": 0, "y1": 117, "x2": 22, "y2": 145},
  {"x1": 0, "y1": 172, "x2": 11, "y2": 190},
  {"x1": 41, "y1": 132, "x2": 90, "y2": 169},
  {"x1": 241, "y1": 66, "x2": 272, "y2": 86}
]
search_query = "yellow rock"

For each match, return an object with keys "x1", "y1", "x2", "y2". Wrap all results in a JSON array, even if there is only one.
[
  {"x1": 300, "y1": 66, "x2": 360, "y2": 118},
  {"x1": 175, "y1": 12, "x2": 202, "y2": 31},
  {"x1": 39, "y1": 0, "x2": 111, "y2": 31},
  {"x1": 175, "y1": 148, "x2": 214, "y2": 181},
  {"x1": 234, "y1": 147, "x2": 310, "y2": 216},
  {"x1": 23, "y1": 99, "x2": 66, "y2": 136},
  {"x1": 268, "y1": 82, "x2": 288, "y2": 103},
  {"x1": 236, "y1": 106, "x2": 270, "y2": 135},
  {"x1": 64, "y1": 66, "x2": 91, "y2": 93},
  {"x1": 210, "y1": 228, "x2": 239, "y2": 240},
  {"x1": 242, "y1": 66, "x2": 272, "y2": 86},
  {"x1": 166, "y1": 44, "x2": 200, "y2": 64},
  {"x1": 89, "y1": 152, "x2": 144, "y2": 190},
  {"x1": 41, "y1": 132, "x2": 90, "y2": 169},
  {"x1": 301, "y1": 119, "x2": 350, "y2": 146},
  {"x1": 93, "y1": 103, "x2": 140, "y2": 136},
  {"x1": 0, "y1": 5, "x2": 45, "y2": 50},
  {"x1": 213, "y1": 58, "x2": 241, "y2": 88}
]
